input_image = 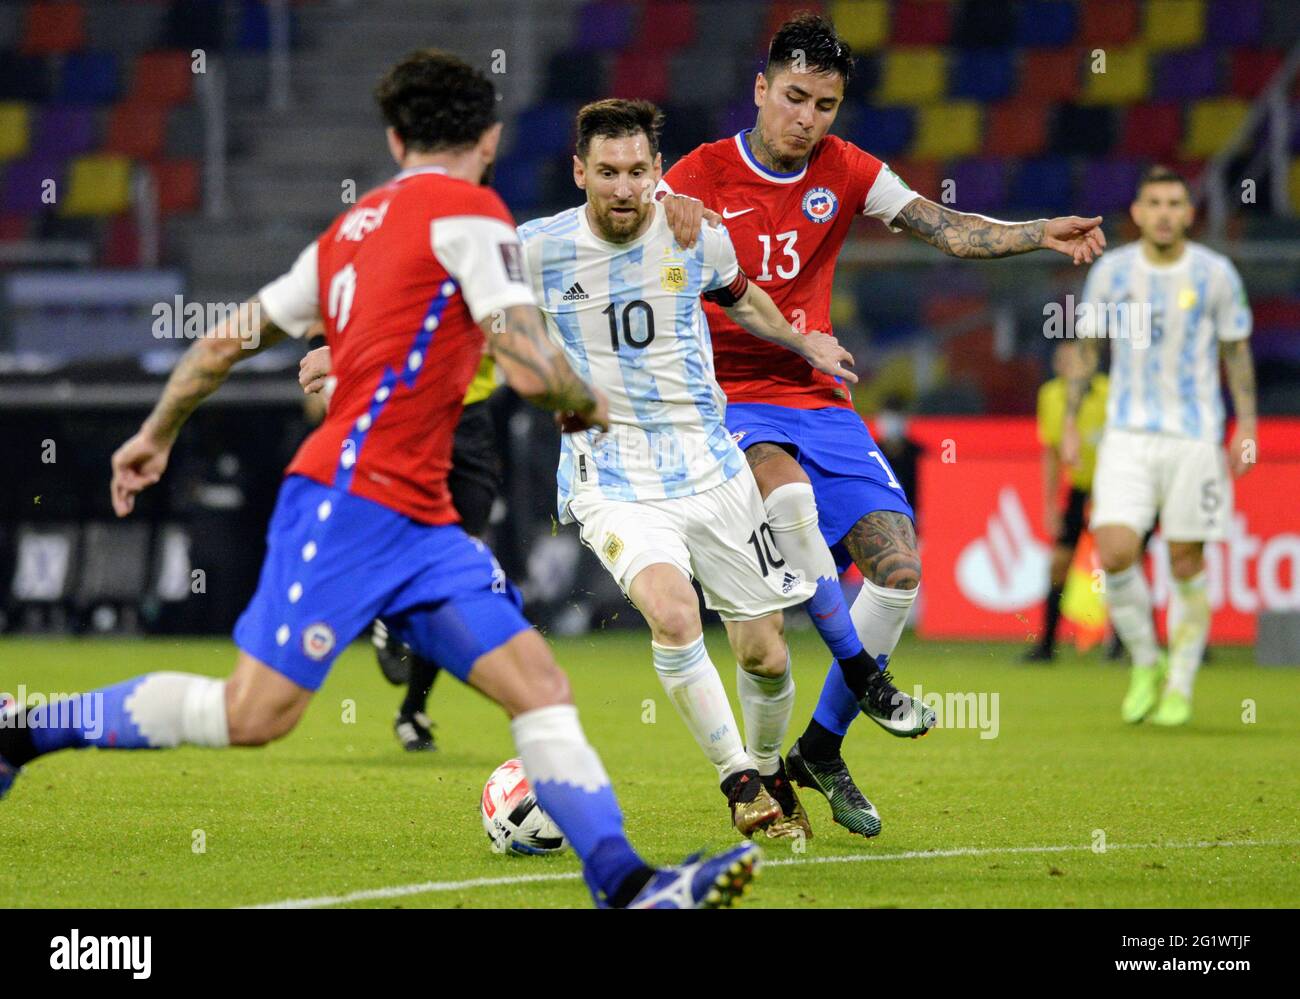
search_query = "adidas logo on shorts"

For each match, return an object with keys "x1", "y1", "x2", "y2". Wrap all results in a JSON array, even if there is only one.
[
  {"x1": 781, "y1": 571, "x2": 801, "y2": 594},
  {"x1": 562, "y1": 282, "x2": 589, "y2": 302}
]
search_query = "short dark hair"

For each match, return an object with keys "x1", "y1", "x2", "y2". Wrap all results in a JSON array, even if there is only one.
[
  {"x1": 1136, "y1": 164, "x2": 1191, "y2": 198},
  {"x1": 375, "y1": 49, "x2": 496, "y2": 153},
  {"x1": 575, "y1": 98, "x2": 664, "y2": 161},
  {"x1": 765, "y1": 11, "x2": 854, "y2": 85}
]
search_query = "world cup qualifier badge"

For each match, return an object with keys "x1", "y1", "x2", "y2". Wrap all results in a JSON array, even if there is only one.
[{"x1": 802, "y1": 187, "x2": 838, "y2": 223}]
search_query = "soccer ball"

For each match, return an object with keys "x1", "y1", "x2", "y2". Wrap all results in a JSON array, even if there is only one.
[{"x1": 480, "y1": 758, "x2": 566, "y2": 856}]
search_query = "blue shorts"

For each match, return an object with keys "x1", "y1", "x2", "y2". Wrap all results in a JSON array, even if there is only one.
[
  {"x1": 726, "y1": 403, "x2": 914, "y2": 572},
  {"x1": 234, "y1": 475, "x2": 530, "y2": 691}
]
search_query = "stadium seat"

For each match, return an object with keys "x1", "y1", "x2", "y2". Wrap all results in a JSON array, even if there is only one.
[
  {"x1": 31, "y1": 104, "x2": 97, "y2": 159},
  {"x1": 671, "y1": 46, "x2": 743, "y2": 108},
  {"x1": 881, "y1": 156, "x2": 940, "y2": 202},
  {"x1": 1206, "y1": 0, "x2": 1262, "y2": 46},
  {"x1": 1118, "y1": 101, "x2": 1182, "y2": 158},
  {"x1": 1230, "y1": 48, "x2": 1283, "y2": 99},
  {"x1": 843, "y1": 52, "x2": 880, "y2": 100},
  {"x1": 830, "y1": 0, "x2": 888, "y2": 50},
  {"x1": 0, "y1": 5, "x2": 19, "y2": 48},
  {"x1": 102, "y1": 213, "x2": 140, "y2": 267},
  {"x1": 1080, "y1": 159, "x2": 1144, "y2": 214},
  {"x1": 1, "y1": 156, "x2": 60, "y2": 214},
  {"x1": 542, "y1": 49, "x2": 607, "y2": 103},
  {"x1": 983, "y1": 100, "x2": 1050, "y2": 157},
  {"x1": 640, "y1": 1, "x2": 696, "y2": 51},
  {"x1": 1020, "y1": 49, "x2": 1082, "y2": 102},
  {"x1": 149, "y1": 158, "x2": 200, "y2": 214},
  {"x1": 762, "y1": 1, "x2": 828, "y2": 46},
  {"x1": 21, "y1": 1, "x2": 86, "y2": 55},
  {"x1": 1144, "y1": 0, "x2": 1205, "y2": 50},
  {"x1": 714, "y1": 97, "x2": 755, "y2": 139},
  {"x1": 128, "y1": 50, "x2": 194, "y2": 107},
  {"x1": 1153, "y1": 48, "x2": 1220, "y2": 101},
  {"x1": 0, "y1": 102, "x2": 30, "y2": 161},
  {"x1": 1078, "y1": 0, "x2": 1140, "y2": 45},
  {"x1": 1080, "y1": 45, "x2": 1149, "y2": 105},
  {"x1": 911, "y1": 101, "x2": 981, "y2": 160},
  {"x1": 951, "y1": 0, "x2": 1016, "y2": 47},
  {"x1": 877, "y1": 48, "x2": 947, "y2": 104},
  {"x1": 573, "y1": 0, "x2": 637, "y2": 52},
  {"x1": 514, "y1": 102, "x2": 578, "y2": 159},
  {"x1": 658, "y1": 101, "x2": 715, "y2": 162},
  {"x1": 1050, "y1": 104, "x2": 1116, "y2": 155},
  {"x1": 949, "y1": 158, "x2": 1008, "y2": 213},
  {"x1": 163, "y1": 0, "x2": 225, "y2": 52},
  {"x1": 492, "y1": 155, "x2": 543, "y2": 213},
  {"x1": 1014, "y1": 1, "x2": 1077, "y2": 46},
  {"x1": 950, "y1": 49, "x2": 1016, "y2": 102},
  {"x1": 60, "y1": 153, "x2": 132, "y2": 216},
  {"x1": 849, "y1": 106, "x2": 914, "y2": 157},
  {"x1": 1183, "y1": 98, "x2": 1250, "y2": 158},
  {"x1": 57, "y1": 50, "x2": 121, "y2": 103},
  {"x1": 610, "y1": 49, "x2": 670, "y2": 104},
  {"x1": 1008, "y1": 157, "x2": 1073, "y2": 213},
  {"x1": 0, "y1": 213, "x2": 29, "y2": 241},
  {"x1": 0, "y1": 51, "x2": 53, "y2": 100},
  {"x1": 105, "y1": 103, "x2": 167, "y2": 159},
  {"x1": 890, "y1": 1, "x2": 951, "y2": 45}
]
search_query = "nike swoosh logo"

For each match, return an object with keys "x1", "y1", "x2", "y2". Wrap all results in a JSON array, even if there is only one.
[{"x1": 721, "y1": 208, "x2": 754, "y2": 219}]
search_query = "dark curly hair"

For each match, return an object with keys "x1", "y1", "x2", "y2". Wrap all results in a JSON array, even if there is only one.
[
  {"x1": 575, "y1": 98, "x2": 665, "y2": 161},
  {"x1": 375, "y1": 49, "x2": 497, "y2": 153},
  {"x1": 765, "y1": 11, "x2": 854, "y2": 84}
]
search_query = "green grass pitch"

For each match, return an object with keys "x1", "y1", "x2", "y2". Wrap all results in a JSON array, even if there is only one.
[{"x1": 2, "y1": 630, "x2": 1296, "y2": 908}]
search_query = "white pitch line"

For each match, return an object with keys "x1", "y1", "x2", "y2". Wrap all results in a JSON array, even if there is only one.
[{"x1": 245, "y1": 838, "x2": 1300, "y2": 910}]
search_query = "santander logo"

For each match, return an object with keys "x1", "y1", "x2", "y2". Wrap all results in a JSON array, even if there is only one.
[{"x1": 956, "y1": 487, "x2": 1049, "y2": 611}]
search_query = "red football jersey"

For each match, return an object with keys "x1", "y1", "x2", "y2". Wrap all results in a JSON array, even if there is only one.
[
  {"x1": 258, "y1": 167, "x2": 534, "y2": 524},
  {"x1": 660, "y1": 132, "x2": 918, "y2": 409}
]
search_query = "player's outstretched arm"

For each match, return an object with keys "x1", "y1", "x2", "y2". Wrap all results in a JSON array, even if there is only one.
[
  {"x1": 721, "y1": 282, "x2": 857, "y2": 384},
  {"x1": 1221, "y1": 338, "x2": 1258, "y2": 477},
  {"x1": 483, "y1": 305, "x2": 609, "y2": 432},
  {"x1": 893, "y1": 198, "x2": 1106, "y2": 265},
  {"x1": 110, "y1": 297, "x2": 288, "y2": 517}
]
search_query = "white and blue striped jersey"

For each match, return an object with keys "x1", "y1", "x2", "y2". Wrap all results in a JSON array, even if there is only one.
[
  {"x1": 1076, "y1": 241, "x2": 1252, "y2": 442},
  {"x1": 517, "y1": 204, "x2": 748, "y2": 522}
]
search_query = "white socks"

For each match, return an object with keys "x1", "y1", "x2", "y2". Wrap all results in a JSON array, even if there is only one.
[
  {"x1": 652, "y1": 637, "x2": 752, "y2": 781},
  {"x1": 735, "y1": 657, "x2": 794, "y2": 777},
  {"x1": 510, "y1": 703, "x2": 610, "y2": 792},
  {"x1": 123, "y1": 673, "x2": 230, "y2": 747},
  {"x1": 1167, "y1": 571, "x2": 1210, "y2": 697},
  {"x1": 1105, "y1": 565, "x2": 1160, "y2": 668},
  {"x1": 763, "y1": 482, "x2": 838, "y2": 583},
  {"x1": 852, "y1": 577, "x2": 918, "y2": 661}
]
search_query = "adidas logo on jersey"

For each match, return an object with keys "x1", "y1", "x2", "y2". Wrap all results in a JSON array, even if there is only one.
[{"x1": 562, "y1": 282, "x2": 589, "y2": 302}]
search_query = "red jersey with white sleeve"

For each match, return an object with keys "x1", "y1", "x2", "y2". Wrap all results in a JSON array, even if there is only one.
[
  {"x1": 257, "y1": 166, "x2": 534, "y2": 524},
  {"x1": 659, "y1": 132, "x2": 919, "y2": 409}
]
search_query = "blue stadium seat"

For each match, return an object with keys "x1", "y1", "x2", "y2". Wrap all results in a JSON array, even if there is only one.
[
  {"x1": 849, "y1": 107, "x2": 914, "y2": 158},
  {"x1": 1015, "y1": 1, "x2": 1077, "y2": 46},
  {"x1": 515, "y1": 102, "x2": 578, "y2": 159},
  {"x1": 1207, "y1": 0, "x2": 1262, "y2": 45},
  {"x1": 164, "y1": 0, "x2": 225, "y2": 52},
  {"x1": 493, "y1": 156, "x2": 543, "y2": 214},
  {"x1": 57, "y1": 50, "x2": 120, "y2": 104},
  {"x1": 1008, "y1": 157, "x2": 1073, "y2": 214},
  {"x1": 573, "y1": 0, "x2": 636, "y2": 52},
  {"x1": 950, "y1": 49, "x2": 1015, "y2": 102},
  {"x1": 952, "y1": 0, "x2": 1016, "y2": 47},
  {"x1": 1154, "y1": 49, "x2": 1222, "y2": 101}
]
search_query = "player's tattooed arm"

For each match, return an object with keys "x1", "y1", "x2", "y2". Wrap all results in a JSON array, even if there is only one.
[
  {"x1": 893, "y1": 199, "x2": 1106, "y2": 265},
  {"x1": 484, "y1": 305, "x2": 609, "y2": 431},
  {"x1": 112, "y1": 296, "x2": 288, "y2": 516},
  {"x1": 721, "y1": 281, "x2": 858, "y2": 383},
  {"x1": 842, "y1": 511, "x2": 921, "y2": 591},
  {"x1": 1221, "y1": 338, "x2": 1258, "y2": 477}
]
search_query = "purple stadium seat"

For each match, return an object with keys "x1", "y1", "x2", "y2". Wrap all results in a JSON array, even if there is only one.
[
  {"x1": 573, "y1": 1, "x2": 637, "y2": 52},
  {"x1": 950, "y1": 159, "x2": 1007, "y2": 213},
  {"x1": 31, "y1": 105, "x2": 97, "y2": 159},
  {"x1": 714, "y1": 98, "x2": 754, "y2": 139},
  {"x1": 1207, "y1": 0, "x2": 1263, "y2": 46},
  {"x1": 1080, "y1": 160, "x2": 1143, "y2": 215},
  {"x1": 1154, "y1": 49, "x2": 1221, "y2": 101},
  {"x1": 2, "y1": 156, "x2": 63, "y2": 215}
]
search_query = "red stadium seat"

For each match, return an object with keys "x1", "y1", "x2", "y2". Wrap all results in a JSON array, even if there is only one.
[
  {"x1": 21, "y1": 1, "x2": 87, "y2": 55},
  {"x1": 983, "y1": 100, "x2": 1049, "y2": 157},
  {"x1": 149, "y1": 158, "x2": 201, "y2": 214},
  {"x1": 610, "y1": 50, "x2": 670, "y2": 104},
  {"x1": 1230, "y1": 48, "x2": 1283, "y2": 99},
  {"x1": 890, "y1": 0, "x2": 951, "y2": 45},
  {"x1": 127, "y1": 50, "x2": 194, "y2": 108},
  {"x1": 763, "y1": 0, "x2": 827, "y2": 46},
  {"x1": 105, "y1": 103, "x2": 167, "y2": 160},
  {"x1": 640, "y1": 1, "x2": 697, "y2": 51},
  {"x1": 1020, "y1": 49, "x2": 1081, "y2": 102},
  {"x1": 103, "y1": 215, "x2": 141, "y2": 267},
  {"x1": 1118, "y1": 102, "x2": 1182, "y2": 159},
  {"x1": 1078, "y1": 0, "x2": 1139, "y2": 46},
  {"x1": 882, "y1": 156, "x2": 941, "y2": 202},
  {"x1": 0, "y1": 214, "x2": 30, "y2": 241}
]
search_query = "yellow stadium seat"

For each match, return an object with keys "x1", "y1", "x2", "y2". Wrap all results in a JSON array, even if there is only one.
[
  {"x1": 912, "y1": 101, "x2": 982, "y2": 160},
  {"x1": 61, "y1": 154, "x2": 132, "y2": 217},
  {"x1": 831, "y1": 0, "x2": 889, "y2": 51},
  {"x1": 1080, "y1": 45, "x2": 1149, "y2": 104},
  {"x1": 0, "y1": 102, "x2": 30, "y2": 161},
  {"x1": 1144, "y1": 0, "x2": 1205, "y2": 51},
  {"x1": 1290, "y1": 158, "x2": 1300, "y2": 216},
  {"x1": 878, "y1": 48, "x2": 947, "y2": 104},
  {"x1": 1183, "y1": 98, "x2": 1250, "y2": 158}
]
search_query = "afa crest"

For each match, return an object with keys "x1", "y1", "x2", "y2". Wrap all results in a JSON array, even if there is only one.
[
  {"x1": 602, "y1": 533, "x2": 624, "y2": 563},
  {"x1": 661, "y1": 247, "x2": 687, "y2": 292}
]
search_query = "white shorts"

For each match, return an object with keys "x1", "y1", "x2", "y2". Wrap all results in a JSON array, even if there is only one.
[
  {"x1": 567, "y1": 469, "x2": 816, "y2": 621},
  {"x1": 1090, "y1": 428, "x2": 1233, "y2": 541}
]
